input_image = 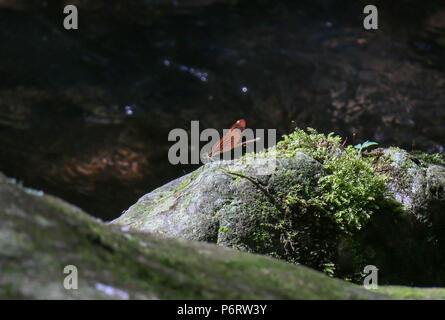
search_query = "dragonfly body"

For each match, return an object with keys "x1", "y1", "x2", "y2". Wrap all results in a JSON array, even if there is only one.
[{"x1": 207, "y1": 119, "x2": 260, "y2": 159}]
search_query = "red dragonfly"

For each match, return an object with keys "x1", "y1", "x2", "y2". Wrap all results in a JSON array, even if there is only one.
[{"x1": 207, "y1": 119, "x2": 260, "y2": 158}]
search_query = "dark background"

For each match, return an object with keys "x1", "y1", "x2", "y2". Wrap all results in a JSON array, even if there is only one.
[{"x1": 0, "y1": 0, "x2": 444, "y2": 220}]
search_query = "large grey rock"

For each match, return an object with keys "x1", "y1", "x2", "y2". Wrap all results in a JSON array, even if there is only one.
[
  {"x1": 112, "y1": 153, "x2": 322, "y2": 244},
  {"x1": 113, "y1": 147, "x2": 445, "y2": 242},
  {"x1": 112, "y1": 146, "x2": 445, "y2": 284}
]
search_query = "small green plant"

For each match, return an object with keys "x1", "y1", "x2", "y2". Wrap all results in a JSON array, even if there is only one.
[
  {"x1": 218, "y1": 226, "x2": 229, "y2": 234},
  {"x1": 354, "y1": 141, "x2": 378, "y2": 152},
  {"x1": 323, "y1": 263, "x2": 336, "y2": 277}
]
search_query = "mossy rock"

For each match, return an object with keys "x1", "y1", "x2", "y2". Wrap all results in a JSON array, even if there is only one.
[
  {"x1": 113, "y1": 128, "x2": 445, "y2": 285},
  {"x1": 0, "y1": 171, "x2": 392, "y2": 299},
  {"x1": 112, "y1": 153, "x2": 322, "y2": 243},
  {"x1": 382, "y1": 147, "x2": 445, "y2": 215},
  {"x1": 376, "y1": 286, "x2": 445, "y2": 300}
]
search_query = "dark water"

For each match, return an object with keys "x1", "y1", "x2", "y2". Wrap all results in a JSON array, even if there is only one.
[{"x1": 0, "y1": 1, "x2": 444, "y2": 220}]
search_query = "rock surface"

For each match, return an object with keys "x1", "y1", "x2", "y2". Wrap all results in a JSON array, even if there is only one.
[
  {"x1": 112, "y1": 131, "x2": 445, "y2": 285},
  {"x1": 116, "y1": 148, "x2": 445, "y2": 239},
  {"x1": 1, "y1": 167, "x2": 445, "y2": 299},
  {"x1": 112, "y1": 153, "x2": 322, "y2": 243},
  {"x1": 0, "y1": 171, "x2": 389, "y2": 299}
]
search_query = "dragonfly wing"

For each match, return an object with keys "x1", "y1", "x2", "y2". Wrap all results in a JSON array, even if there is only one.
[{"x1": 209, "y1": 119, "x2": 246, "y2": 157}]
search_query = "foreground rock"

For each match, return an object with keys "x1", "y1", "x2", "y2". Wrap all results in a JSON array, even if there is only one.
[
  {"x1": 0, "y1": 171, "x2": 392, "y2": 299},
  {"x1": 3, "y1": 170, "x2": 445, "y2": 299},
  {"x1": 113, "y1": 128, "x2": 445, "y2": 286}
]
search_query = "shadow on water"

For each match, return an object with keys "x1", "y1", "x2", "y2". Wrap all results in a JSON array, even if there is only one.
[{"x1": 0, "y1": 0, "x2": 444, "y2": 220}]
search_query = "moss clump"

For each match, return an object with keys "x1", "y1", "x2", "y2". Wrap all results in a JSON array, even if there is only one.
[
  {"x1": 253, "y1": 128, "x2": 404, "y2": 281},
  {"x1": 273, "y1": 127, "x2": 393, "y2": 233},
  {"x1": 410, "y1": 151, "x2": 445, "y2": 167}
]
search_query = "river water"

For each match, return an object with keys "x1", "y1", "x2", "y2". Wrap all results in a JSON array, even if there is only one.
[{"x1": 0, "y1": 1, "x2": 444, "y2": 220}]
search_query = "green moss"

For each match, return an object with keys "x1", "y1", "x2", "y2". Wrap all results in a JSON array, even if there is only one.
[
  {"x1": 218, "y1": 226, "x2": 229, "y2": 234},
  {"x1": 273, "y1": 128, "x2": 344, "y2": 160},
  {"x1": 410, "y1": 151, "x2": 445, "y2": 167},
  {"x1": 376, "y1": 286, "x2": 445, "y2": 300},
  {"x1": 270, "y1": 127, "x2": 395, "y2": 233},
  {"x1": 176, "y1": 179, "x2": 191, "y2": 194},
  {"x1": 247, "y1": 128, "x2": 405, "y2": 281}
]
